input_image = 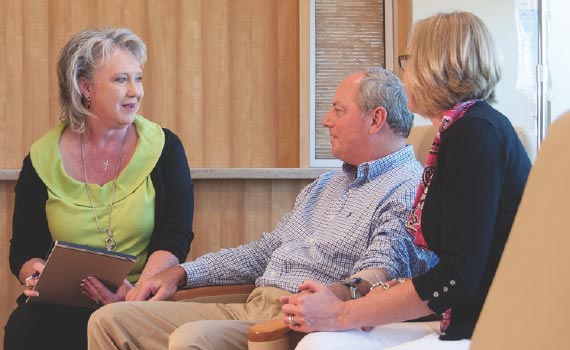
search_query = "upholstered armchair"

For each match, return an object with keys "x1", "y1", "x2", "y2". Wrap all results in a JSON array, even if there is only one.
[{"x1": 471, "y1": 112, "x2": 570, "y2": 349}]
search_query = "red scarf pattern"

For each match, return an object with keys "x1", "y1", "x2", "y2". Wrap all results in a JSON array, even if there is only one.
[{"x1": 405, "y1": 99, "x2": 479, "y2": 248}]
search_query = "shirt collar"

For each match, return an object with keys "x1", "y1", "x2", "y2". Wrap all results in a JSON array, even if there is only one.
[{"x1": 341, "y1": 145, "x2": 417, "y2": 186}]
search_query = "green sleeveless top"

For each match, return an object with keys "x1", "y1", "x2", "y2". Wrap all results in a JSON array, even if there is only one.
[{"x1": 30, "y1": 115, "x2": 164, "y2": 282}]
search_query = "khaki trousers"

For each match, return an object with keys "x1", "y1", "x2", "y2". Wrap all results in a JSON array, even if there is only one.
[{"x1": 88, "y1": 287, "x2": 291, "y2": 350}]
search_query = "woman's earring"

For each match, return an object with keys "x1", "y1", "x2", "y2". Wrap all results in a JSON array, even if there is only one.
[{"x1": 84, "y1": 95, "x2": 91, "y2": 109}]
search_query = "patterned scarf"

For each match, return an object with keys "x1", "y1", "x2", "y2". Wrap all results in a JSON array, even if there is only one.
[{"x1": 404, "y1": 99, "x2": 479, "y2": 332}]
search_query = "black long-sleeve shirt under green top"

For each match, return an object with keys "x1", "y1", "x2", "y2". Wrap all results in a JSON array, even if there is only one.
[{"x1": 10, "y1": 127, "x2": 194, "y2": 279}]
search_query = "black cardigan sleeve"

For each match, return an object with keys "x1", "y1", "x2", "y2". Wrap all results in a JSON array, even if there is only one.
[
  {"x1": 148, "y1": 129, "x2": 194, "y2": 263},
  {"x1": 9, "y1": 155, "x2": 53, "y2": 278}
]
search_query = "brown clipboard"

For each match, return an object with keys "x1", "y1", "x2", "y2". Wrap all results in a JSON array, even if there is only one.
[{"x1": 27, "y1": 240, "x2": 137, "y2": 309}]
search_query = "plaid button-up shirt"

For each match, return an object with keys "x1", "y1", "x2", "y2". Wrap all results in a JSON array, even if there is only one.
[{"x1": 181, "y1": 145, "x2": 438, "y2": 292}]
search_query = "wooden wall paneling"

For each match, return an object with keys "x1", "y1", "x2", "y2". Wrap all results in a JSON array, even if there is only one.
[
  {"x1": 96, "y1": 0, "x2": 128, "y2": 27},
  {"x1": 191, "y1": 179, "x2": 270, "y2": 260},
  {"x1": 177, "y1": 0, "x2": 204, "y2": 167},
  {"x1": 244, "y1": 0, "x2": 279, "y2": 168},
  {"x1": 248, "y1": 0, "x2": 278, "y2": 167},
  {"x1": 277, "y1": 0, "x2": 300, "y2": 167},
  {"x1": 67, "y1": 0, "x2": 97, "y2": 30},
  {"x1": 190, "y1": 180, "x2": 251, "y2": 260},
  {"x1": 22, "y1": 1, "x2": 50, "y2": 154},
  {"x1": 201, "y1": 0, "x2": 231, "y2": 167},
  {"x1": 191, "y1": 179, "x2": 236, "y2": 260},
  {"x1": 95, "y1": 0, "x2": 148, "y2": 32},
  {"x1": 298, "y1": 0, "x2": 311, "y2": 168},
  {"x1": 269, "y1": 179, "x2": 309, "y2": 224},
  {"x1": 242, "y1": 180, "x2": 273, "y2": 242},
  {"x1": 229, "y1": 0, "x2": 255, "y2": 167},
  {"x1": 146, "y1": 0, "x2": 178, "y2": 129},
  {"x1": 1, "y1": 0, "x2": 23, "y2": 168},
  {"x1": 216, "y1": 180, "x2": 248, "y2": 249}
]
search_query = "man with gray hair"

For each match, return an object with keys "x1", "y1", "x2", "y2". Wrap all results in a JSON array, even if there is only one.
[{"x1": 87, "y1": 68, "x2": 438, "y2": 350}]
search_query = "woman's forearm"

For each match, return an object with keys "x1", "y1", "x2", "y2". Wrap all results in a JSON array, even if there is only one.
[{"x1": 341, "y1": 279, "x2": 433, "y2": 329}]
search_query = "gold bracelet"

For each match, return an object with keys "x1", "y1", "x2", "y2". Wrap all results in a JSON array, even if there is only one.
[
  {"x1": 370, "y1": 281, "x2": 390, "y2": 290},
  {"x1": 369, "y1": 278, "x2": 405, "y2": 291}
]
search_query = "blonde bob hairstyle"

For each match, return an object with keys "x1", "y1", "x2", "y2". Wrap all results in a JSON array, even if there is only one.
[
  {"x1": 57, "y1": 27, "x2": 146, "y2": 132},
  {"x1": 405, "y1": 11, "x2": 502, "y2": 118}
]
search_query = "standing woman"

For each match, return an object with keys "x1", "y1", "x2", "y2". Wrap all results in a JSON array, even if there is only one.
[
  {"x1": 4, "y1": 27, "x2": 194, "y2": 350},
  {"x1": 281, "y1": 11, "x2": 531, "y2": 349}
]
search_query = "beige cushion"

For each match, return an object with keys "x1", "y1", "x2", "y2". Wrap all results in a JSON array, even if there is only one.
[
  {"x1": 407, "y1": 125, "x2": 536, "y2": 165},
  {"x1": 407, "y1": 125, "x2": 437, "y2": 164},
  {"x1": 515, "y1": 126, "x2": 537, "y2": 163},
  {"x1": 471, "y1": 111, "x2": 570, "y2": 349}
]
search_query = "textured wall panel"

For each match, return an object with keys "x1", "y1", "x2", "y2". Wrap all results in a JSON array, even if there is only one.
[{"x1": 315, "y1": 0, "x2": 385, "y2": 159}]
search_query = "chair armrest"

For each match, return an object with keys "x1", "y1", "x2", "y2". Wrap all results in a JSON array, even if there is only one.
[
  {"x1": 248, "y1": 318, "x2": 291, "y2": 342},
  {"x1": 169, "y1": 284, "x2": 256, "y2": 304}
]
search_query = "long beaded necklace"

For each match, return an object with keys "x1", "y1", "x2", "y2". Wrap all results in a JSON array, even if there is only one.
[{"x1": 80, "y1": 128, "x2": 128, "y2": 251}]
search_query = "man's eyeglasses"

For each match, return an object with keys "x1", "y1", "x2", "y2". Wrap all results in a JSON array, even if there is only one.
[{"x1": 398, "y1": 54, "x2": 409, "y2": 71}]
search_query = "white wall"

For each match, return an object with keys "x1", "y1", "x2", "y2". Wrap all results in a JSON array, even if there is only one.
[
  {"x1": 549, "y1": 1, "x2": 570, "y2": 121},
  {"x1": 411, "y1": 0, "x2": 536, "y2": 130}
]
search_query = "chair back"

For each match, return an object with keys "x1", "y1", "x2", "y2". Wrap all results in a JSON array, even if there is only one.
[
  {"x1": 515, "y1": 126, "x2": 537, "y2": 162},
  {"x1": 471, "y1": 112, "x2": 570, "y2": 349},
  {"x1": 407, "y1": 125, "x2": 536, "y2": 165},
  {"x1": 407, "y1": 125, "x2": 437, "y2": 164}
]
